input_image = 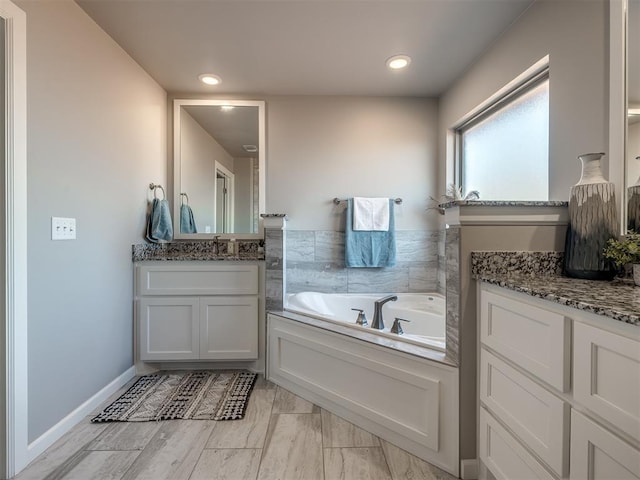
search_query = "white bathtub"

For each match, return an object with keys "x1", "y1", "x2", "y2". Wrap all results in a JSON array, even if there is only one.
[{"x1": 285, "y1": 291, "x2": 446, "y2": 351}]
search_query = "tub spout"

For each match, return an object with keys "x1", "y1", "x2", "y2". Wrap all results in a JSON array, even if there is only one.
[{"x1": 371, "y1": 295, "x2": 398, "y2": 330}]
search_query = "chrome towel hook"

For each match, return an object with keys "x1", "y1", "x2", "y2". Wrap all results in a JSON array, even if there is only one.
[{"x1": 180, "y1": 192, "x2": 190, "y2": 205}]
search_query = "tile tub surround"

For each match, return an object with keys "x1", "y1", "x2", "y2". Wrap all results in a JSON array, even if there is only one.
[
  {"x1": 285, "y1": 229, "x2": 442, "y2": 294},
  {"x1": 132, "y1": 240, "x2": 265, "y2": 262},
  {"x1": 471, "y1": 252, "x2": 640, "y2": 325}
]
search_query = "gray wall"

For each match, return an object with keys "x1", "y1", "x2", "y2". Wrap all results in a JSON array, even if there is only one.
[
  {"x1": 438, "y1": 0, "x2": 608, "y2": 201},
  {"x1": 263, "y1": 96, "x2": 443, "y2": 294},
  {"x1": 266, "y1": 96, "x2": 442, "y2": 231},
  {"x1": 17, "y1": 0, "x2": 167, "y2": 441}
]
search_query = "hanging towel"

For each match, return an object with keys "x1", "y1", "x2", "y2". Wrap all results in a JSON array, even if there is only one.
[
  {"x1": 345, "y1": 198, "x2": 396, "y2": 268},
  {"x1": 180, "y1": 204, "x2": 198, "y2": 234},
  {"x1": 353, "y1": 197, "x2": 390, "y2": 231},
  {"x1": 145, "y1": 198, "x2": 173, "y2": 243}
]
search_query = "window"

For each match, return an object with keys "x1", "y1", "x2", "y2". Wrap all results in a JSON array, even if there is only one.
[{"x1": 456, "y1": 70, "x2": 549, "y2": 201}]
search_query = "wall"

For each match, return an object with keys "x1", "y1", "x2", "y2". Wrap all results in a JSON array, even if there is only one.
[
  {"x1": 438, "y1": 0, "x2": 608, "y2": 201},
  {"x1": 261, "y1": 96, "x2": 443, "y2": 294},
  {"x1": 181, "y1": 109, "x2": 233, "y2": 233},
  {"x1": 16, "y1": 0, "x2": 167, "y2": 442},
  {"x1": 267, "y1": 96, "x2": 441, "y2": 231}
]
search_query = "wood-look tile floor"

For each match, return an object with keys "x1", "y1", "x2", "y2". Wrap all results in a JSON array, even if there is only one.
[{"x1": 15, "y1": 376, "x2": 457, "y2": 480}]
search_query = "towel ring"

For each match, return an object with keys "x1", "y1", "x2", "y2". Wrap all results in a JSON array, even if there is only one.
[
  {"x1": 149, "y1": 183, "x2": 165, "y2": 200},
  {"x1": 180, "y1": 192, "x2": 189, "y2": 205}
]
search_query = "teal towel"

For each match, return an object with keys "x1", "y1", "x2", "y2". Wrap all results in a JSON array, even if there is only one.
[
  {"x1": 180, "y1": 204, "x2": 198, "y2": 234},
  {"x1": 146, "y1": 198, "x2": 173, "y2": 243},
  {"x1": 345, "y1": 198, "x2": 396, "y2": 267}
]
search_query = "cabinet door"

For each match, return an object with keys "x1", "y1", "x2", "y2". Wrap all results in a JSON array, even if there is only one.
[
  {"x1": 200, "y1": 296, "x2": 258, "y2": 360},
  {"x1": 139, "y1": 297, "x2": 199, "y2": 360},
  {"x1": 573, "y1": 321, "x2": 640, "y2": 441},
  {"x1": 570, "y1": 409, "x2": 640, "y2": 480}
]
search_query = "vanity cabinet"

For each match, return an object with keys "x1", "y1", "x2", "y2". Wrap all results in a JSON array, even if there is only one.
[
  {"x1": 136, "y1": 263, "x2": 259, "y2": 361},
  {"x1": 478, "y1": 283, "x2": 640, "y2": 480}
]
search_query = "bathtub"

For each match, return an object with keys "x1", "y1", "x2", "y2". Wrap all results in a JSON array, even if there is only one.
[{"x1": 285, "y1": 291, "x2": 446, "y2": 351}]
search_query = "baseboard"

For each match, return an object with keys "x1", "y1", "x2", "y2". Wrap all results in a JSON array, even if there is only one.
[
  {"x1": 460, "y1": 458, "x2": 479, "y2": 479},
  {"x1": 26, "y1": 366, "x2": 136, "y2": 463}
]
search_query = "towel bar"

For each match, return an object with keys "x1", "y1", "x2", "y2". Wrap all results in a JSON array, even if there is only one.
[{"x1": 333, "y1": 197, "x2": 402, "y2": 205}]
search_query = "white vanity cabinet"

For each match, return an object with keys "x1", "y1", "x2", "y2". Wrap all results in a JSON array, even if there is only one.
[
  {"x1": 478, "y1": 282, "x2": 640, "y2": 480},
  {"x1": 136, "y1": 263, "x2": 259, "y2": 361}
]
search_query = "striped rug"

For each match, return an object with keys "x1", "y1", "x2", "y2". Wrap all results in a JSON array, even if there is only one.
[{"x1": 91, "y1": 370, "x2": 257, "y2": 422}]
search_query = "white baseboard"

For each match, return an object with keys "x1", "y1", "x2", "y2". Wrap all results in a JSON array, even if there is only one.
[
  {"x1": 461, "y1": 458, "x2": 479, "y2": 479},
  {"x1": 26, "y1": 366, "x2": 136, "y2": 463}
]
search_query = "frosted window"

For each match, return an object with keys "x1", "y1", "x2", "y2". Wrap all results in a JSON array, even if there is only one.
[{"x1": 461, "y1": 79, "x2": 549, "y2": 200}]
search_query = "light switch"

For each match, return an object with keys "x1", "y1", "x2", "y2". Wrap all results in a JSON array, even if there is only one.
[{"x1": 51, "y1": 217, "x2": 76, "y2": 240}]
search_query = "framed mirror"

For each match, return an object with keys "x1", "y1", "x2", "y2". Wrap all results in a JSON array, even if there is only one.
[
  {"x1": 627, "y1": 0, "x2": 640, "y2": 231},
  {"x1": 173, "y1": 99, "x2": 265, "y2": 239}
]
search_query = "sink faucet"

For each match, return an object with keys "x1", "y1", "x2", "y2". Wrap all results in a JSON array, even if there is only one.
[
  {"x1": 371, "y1": 295, "x2": 398, "y2": 330},
  {"x1": 212, "y1": 235, "x2": 220, "y2": 255}
]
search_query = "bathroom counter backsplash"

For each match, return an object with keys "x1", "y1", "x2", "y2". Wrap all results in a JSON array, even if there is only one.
[
  {"x1": 439, "y1": 200, "x2": 569, "y2": 209},
  {"x1": 471, "y1": 251, "x2": 639, "y2": 326},
  {"x1": 132, "y1": 240, "x2": 265, "y2": 262}
]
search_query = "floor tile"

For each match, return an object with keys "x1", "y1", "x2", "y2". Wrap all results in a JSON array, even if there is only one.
[
  {"x1": 324, "y1": 447, "x2": 392, "y2": 480},
  {"x1": 15, "y1": 422, "x2": 109, "y2": 480},
  {"x1": 321, "y1": 409, "x2": 380, "y2": 448},
  {"x1": 380, "y1": 439, "x2": 457, "y2": 480},
  {"x1": 59, "y1": 451, "x2": 139, "y2": 480},
  {"x1": 189, "y1": 449, "x2": 262, "y2": 480},
  {"x1": 206, "y1": 388, "x2": 276, "y2": 449},
  {"x1": 272, "y1": 386, "x2": 320, "y2": 414},
  {"x1": 257, "y1": 413, "x2": 323, "y2": 480},
  {"x1": 87, "y1": 421, "x2": 161, "y2": 451},
  {"x1": 120, "y1": 420, "x2": 215, "y2": 480}
]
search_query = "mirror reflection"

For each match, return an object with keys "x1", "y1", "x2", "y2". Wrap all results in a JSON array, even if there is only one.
[
  {"x1": 173, "y1": 99, "x2": 265, "y2": 238},
  {"x1": 628, "y1": 0, "x2": 640, "y2": 231}
]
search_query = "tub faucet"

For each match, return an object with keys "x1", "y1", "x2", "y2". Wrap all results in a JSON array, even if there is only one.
[{"x1": 371, "y1": 295, "x2": 398, "y2": 330}]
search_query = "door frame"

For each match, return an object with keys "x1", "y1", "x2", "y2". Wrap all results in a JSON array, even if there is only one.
[{"x1": 1, "y1": 0, "x2": 27, "y2": 477}]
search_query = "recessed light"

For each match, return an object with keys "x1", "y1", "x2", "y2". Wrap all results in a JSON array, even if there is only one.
[
  {"x1": 198, "y1": 73, "x2": 221, "y2": 86},
  {"x1": 220, "y1": 105, "x2": 235, "y2": 112},
  {"x1": 243, "y1": 145, "x2": 258, "y2": 153},
  {"x1": 386, "y1": 55, "x2": 411, "y2": 70}
]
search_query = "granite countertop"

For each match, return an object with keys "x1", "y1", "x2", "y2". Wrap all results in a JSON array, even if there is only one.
[
  {"x1": 439, "y1": 200, "x2": 569, "y2": 209},
  {"x1": 471, "y1": 251, "x2": 639, "y2": 325},
  {"x1": 132, "y1": 241, "x2": 265, "y2": 262}
]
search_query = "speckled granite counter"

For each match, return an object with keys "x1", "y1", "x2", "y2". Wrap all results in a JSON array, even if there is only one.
[
  {"x1": 132, "y1": 240, "x2": 265, "y2": 262},
  {"x1": 439, "y1": 200, "x2": 569, "y2": 209},
  {"x1": 471, "y1": 251, "x2": 639, "y2": 326}
]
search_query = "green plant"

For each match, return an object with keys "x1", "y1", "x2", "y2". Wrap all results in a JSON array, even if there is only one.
[{"x1": 603, "y1": 232, "x2": 640, "y2": 268}]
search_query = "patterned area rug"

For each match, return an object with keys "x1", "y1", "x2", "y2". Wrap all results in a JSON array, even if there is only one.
[{"x1": 91, "y1": 371, "x2": 257, "y2": 422}]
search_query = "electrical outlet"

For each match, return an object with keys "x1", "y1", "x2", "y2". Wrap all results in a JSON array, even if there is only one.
[{"x1": 51, "y1": 217, "x2": 76, "y2": 240}]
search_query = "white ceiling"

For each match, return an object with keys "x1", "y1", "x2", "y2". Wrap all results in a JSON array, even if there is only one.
[{"x1": 76, "y1": 0, "x2": 534, "y2": 97}]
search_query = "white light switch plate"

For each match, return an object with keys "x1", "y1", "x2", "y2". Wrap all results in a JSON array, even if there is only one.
[{"x1": 51, "y1": 217, "x2": 76, "y2": 240}]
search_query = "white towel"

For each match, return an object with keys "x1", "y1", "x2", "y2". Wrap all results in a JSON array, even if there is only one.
[{"x1": 352, "y1": 197, "x2": 390, "y2": 231}]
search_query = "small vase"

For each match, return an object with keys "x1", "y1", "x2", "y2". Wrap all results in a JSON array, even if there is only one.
[
  {"x1": 564, "y1": 152, "x2": 618, "y2": 280},
  {"x1": 634, "y1": 264, "x2": 640, "y2": 287}
]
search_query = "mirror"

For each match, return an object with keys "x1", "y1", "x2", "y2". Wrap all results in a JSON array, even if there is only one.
[
  {"x1": 627, "y1": 0, "x2": 640, "y2": 231},
  {"x1": 173, "y1": 99, "x2": 265, "y2": 239}
]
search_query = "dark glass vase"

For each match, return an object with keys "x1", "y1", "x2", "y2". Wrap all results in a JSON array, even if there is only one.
[{"x1": 563, "y1": 153, "x2": 618, "y2": 280}]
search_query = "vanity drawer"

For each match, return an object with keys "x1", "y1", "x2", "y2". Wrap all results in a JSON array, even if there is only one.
[
  {"x1": 479, "y1": 407, "x2": 555, "y2": 480},
  {"x1": 480, "y1": 288, "x2": 571, "y2": 392},
  {"x1": 480, "y1": 349, "x2": 569, "y2": 477},
  {"x1": 137, "y1": 264, "x2": 258, "y2": 296},
  {"x1": 573, "y1": 321, "x2": 640, "y2": 441}
]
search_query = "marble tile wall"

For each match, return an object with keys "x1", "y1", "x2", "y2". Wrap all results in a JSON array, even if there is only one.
[
  {"x1": 285, "y1": 230, "x2": 443, "y2": 294},
  {"x1": 444, "y1": 227, "x2": 460, "y2": 364},
  {"x1": 265, "y1": 228, "x2": 285, "y2": 312}
]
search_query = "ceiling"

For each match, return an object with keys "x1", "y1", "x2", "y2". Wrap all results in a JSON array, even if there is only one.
[{"x1": 76, "y1": 0, "x2": 534, "y2": 97}]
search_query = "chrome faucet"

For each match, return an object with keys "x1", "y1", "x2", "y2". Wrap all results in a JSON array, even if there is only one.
[
  {"x1": 371, "y1": 295, "x2": 398, "y2": 330},
  {"x1": 212, "y1": 235, "x2": 220, "y2": 255}
]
